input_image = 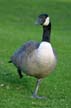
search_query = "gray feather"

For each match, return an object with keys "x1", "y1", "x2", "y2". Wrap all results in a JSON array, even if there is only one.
[{"x1": 10, "y1": 40, "x2": 39, "y2": 70}]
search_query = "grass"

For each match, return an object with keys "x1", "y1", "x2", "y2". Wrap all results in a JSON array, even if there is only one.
[{"x1": 0, "y1": 0, "x2": 71, "y2": 108}]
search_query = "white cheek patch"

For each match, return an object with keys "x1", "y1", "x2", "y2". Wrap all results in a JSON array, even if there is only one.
[{"x1": 43, "y1": 17, "x2": 50, "y2": 26}]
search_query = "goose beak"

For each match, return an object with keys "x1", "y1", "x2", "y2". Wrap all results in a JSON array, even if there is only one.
[
  {"x1": 35, "y1": 18, "x2": 43, "y2": 25},
  {"x1": 35, "y1": 20, "x2": 40, "y2": 25}
]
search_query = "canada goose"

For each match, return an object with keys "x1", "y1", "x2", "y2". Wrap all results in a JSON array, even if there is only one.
[{"x1": 9, "y1": 13, "x2": 57, "y2": 99}]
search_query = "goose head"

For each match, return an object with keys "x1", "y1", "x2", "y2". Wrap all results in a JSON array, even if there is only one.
[{"x1": 35, "y1": 13, "x2": 50, "y2": 26}]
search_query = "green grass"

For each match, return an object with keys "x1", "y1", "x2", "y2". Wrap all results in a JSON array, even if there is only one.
[{"x1": 0, "y1": 0, "x2": 71, "y2": 108}]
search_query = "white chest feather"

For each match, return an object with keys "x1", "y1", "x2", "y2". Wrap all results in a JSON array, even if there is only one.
[{"x1": 37, "y1": 42, "x2": 55, "y2": 63}]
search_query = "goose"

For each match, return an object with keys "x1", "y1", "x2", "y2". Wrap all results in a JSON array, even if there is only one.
[{"x1": 9, "y1": 13, "x2": 57, "y2": 99}]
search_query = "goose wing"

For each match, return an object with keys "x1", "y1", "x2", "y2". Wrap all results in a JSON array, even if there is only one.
[{"x1": 9, "y1": 41, "x2": 39, "y2": 69}]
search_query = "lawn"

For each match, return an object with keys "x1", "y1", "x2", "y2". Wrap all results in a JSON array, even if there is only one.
[{"x1": 0, "y1": 0, "x2": 71, "y2": 108}]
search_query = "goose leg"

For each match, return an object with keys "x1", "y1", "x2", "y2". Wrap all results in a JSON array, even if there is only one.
[
  {"x1": 17, "y1": 68, "x2": 23, "y2": 78},
  {"x1": 32, "y1": 79, "x2": 46, "y2": 99}
]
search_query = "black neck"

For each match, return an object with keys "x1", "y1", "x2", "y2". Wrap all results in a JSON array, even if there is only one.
[{"x1": 42, "y1": 22, "x2": 51, "y2": 42}]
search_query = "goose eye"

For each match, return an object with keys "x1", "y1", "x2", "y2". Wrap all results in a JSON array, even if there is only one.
[{"x1": 39, "y1": 17, "x2": 45, "y2": 25}]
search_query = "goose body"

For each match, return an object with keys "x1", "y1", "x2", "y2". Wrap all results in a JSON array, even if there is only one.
[
  {"x1": 9, "y1": 13, "x2": 57, "y2": 99},
  {"x1": 10, "y1": 41, "x2": 56, "y2": 78}
]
